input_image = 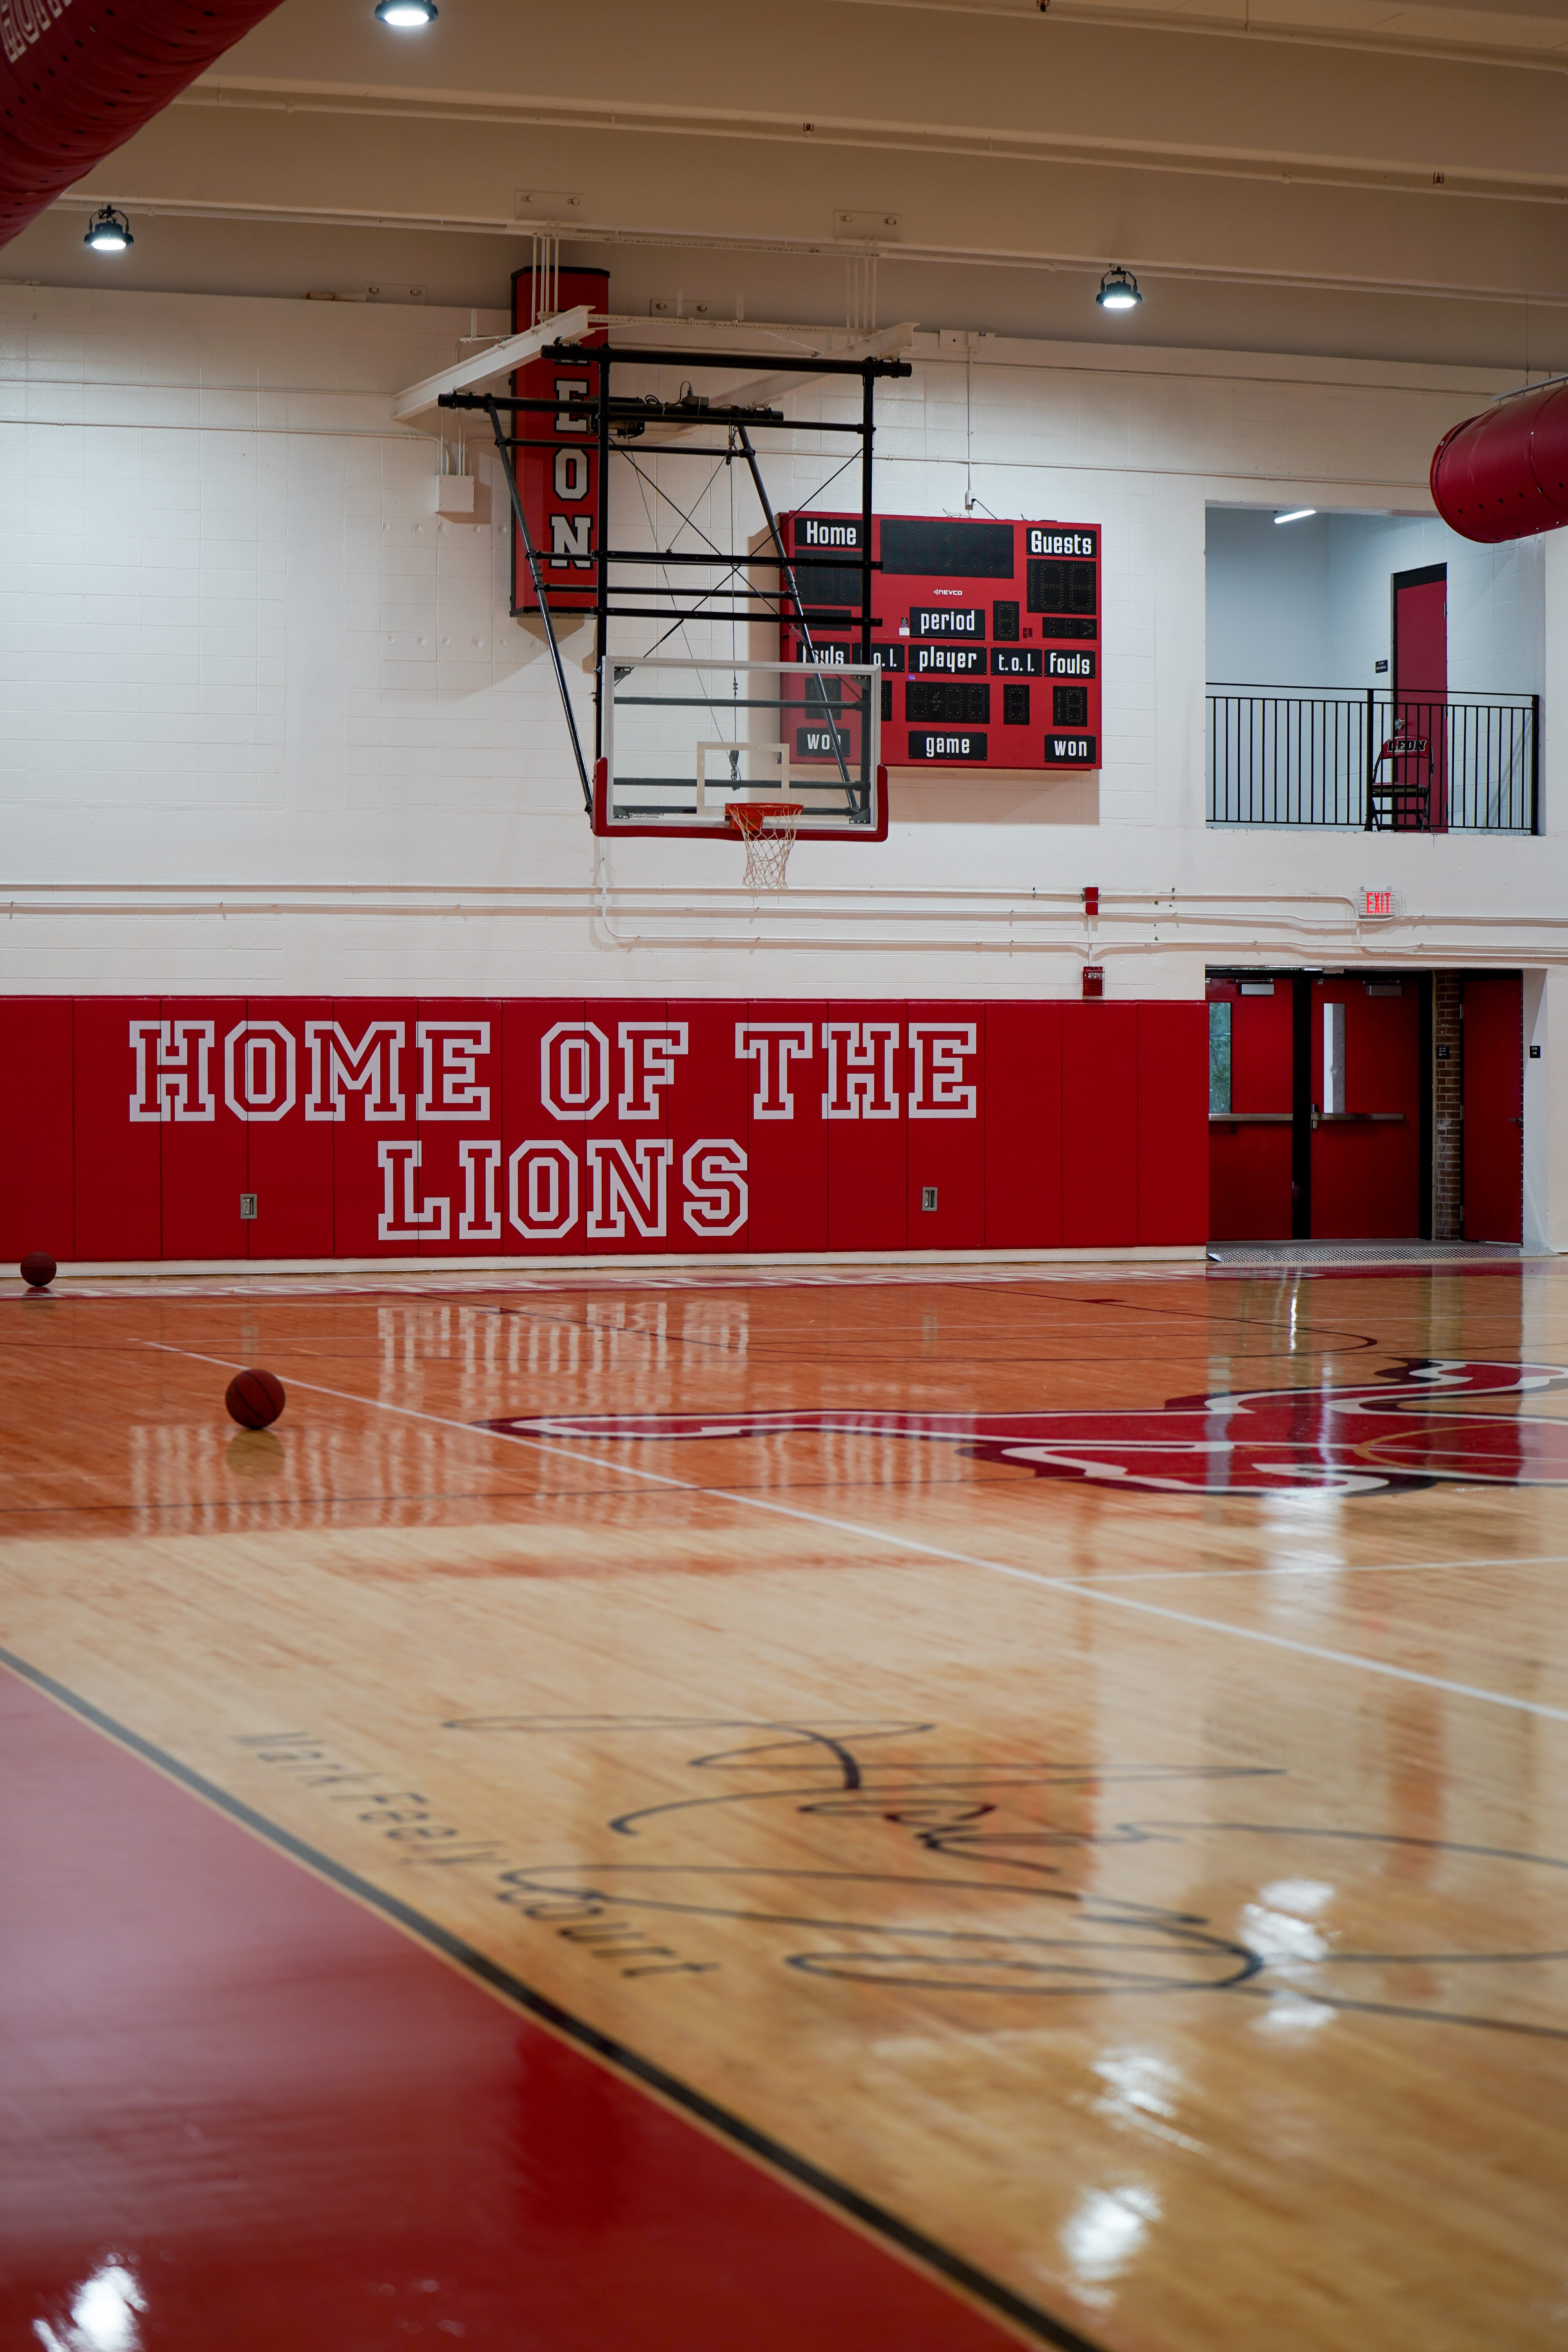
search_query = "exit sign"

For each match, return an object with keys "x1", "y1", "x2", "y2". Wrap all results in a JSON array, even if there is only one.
[{"x1": 1358, "y1": 887, "x2": 1404, "y2": 920}]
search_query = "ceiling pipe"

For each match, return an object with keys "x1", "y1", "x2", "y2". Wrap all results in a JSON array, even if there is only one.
[
  {"x1": 0, "y1": 1, "x2": 286, "y2": 252},
  {"x1": 1430, "y1": 378, "x2": 1568, "y2": 543}
]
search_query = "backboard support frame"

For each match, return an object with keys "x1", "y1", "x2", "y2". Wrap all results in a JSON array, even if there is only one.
[{"x1": 439, "y1": 335, "x2": 911, "y2": 839}]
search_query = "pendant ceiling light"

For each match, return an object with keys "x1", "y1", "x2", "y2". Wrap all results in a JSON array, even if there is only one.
[
  {"x1": 1096, "y1": 265, "x2": 1142, "y2": 312},
  {"x1": 83, "y1": 205, "x2": 134, "y2": 253}
]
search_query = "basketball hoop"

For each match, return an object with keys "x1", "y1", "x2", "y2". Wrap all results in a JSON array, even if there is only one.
[{"x1": 726, "y1": 801, "x2": 803, "y2": 891}]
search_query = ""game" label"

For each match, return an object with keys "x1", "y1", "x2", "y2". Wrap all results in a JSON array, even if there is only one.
[{"x1": 909, "y1": 732, "x2": 987, "y2": 760}]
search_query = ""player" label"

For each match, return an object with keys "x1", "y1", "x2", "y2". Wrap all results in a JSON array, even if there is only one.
[{"x1": 911, "y1": 644, "x2": 986, "y2": 675}]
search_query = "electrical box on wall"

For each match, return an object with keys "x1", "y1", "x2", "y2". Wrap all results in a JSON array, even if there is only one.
[{"x1": 775, "y1": 511, "x2": 1101, "y2": 773}]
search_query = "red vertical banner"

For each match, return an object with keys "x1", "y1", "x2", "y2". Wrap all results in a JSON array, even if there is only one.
[
  {"x1": 501, "y1": 998, "x2": 589, "y2": 1259},
  {"x1": 316, "y1": 999, "x2": 419, "y2": 1259},
  {"x1": 1061, "y1": 1003, "x2": 1139, "y2": 1245},
  {"x1": 905, "y1": 1000, "x2": 985, "y2": 1248},
  {"x1": 511, "y1": 267, "x2": 610, "y2": 619},
  {"x1": 75, "y1": 999, "x2": 161, "y2": 1262},
  {"x1": 414, "y1": 999, "x2": 504, "y2": 1258},
  {"x1": 826, "y1": 1002, "x2": 907, "y2": 1253},
  {"x1": 158, "y1": 997, "x2": 250, "y2": 1261},
  {"x1": 1137, "y1": 1003, "x2": 1208, "y2": 1244},
  {"x1": 240, "y1": 998, "x2": 334, "y2": 1259},
  {"x1": 0, "y1": 998, "x2": 74, "y2": 1264},
  {"x1": 741, "y1": 1001, "x2": 828, "y2": 1254},
  {"x1": 668, "y1": 1001, "x2": 751, "y2": 1255},
  {"x1": 984, "y1": 1001, "x2": 1062, "y2": 1248}
]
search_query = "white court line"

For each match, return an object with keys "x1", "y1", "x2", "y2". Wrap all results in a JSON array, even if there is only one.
[
  {"x1": 1090, "y1": 1551, "x2": 1568, "y2": 1586},
  {"x1": 140, "y1": 1340, "x2": 1568, "y2": 1731}
]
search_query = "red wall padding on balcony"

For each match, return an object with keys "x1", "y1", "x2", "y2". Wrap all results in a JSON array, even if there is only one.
[
  {"x1": 0, "y1": 1, "x2": 285, "y2": 250},
  {"x1": 0, "y1": 997, "x2": 1207, "y2": 1261}
]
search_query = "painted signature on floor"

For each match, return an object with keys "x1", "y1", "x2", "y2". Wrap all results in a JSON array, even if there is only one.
[{"x1": 445, "y1": 1717, "x2": 1568, "y2": 2040}]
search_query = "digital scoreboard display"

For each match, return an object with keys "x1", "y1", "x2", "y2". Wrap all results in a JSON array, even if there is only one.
[{"x1": 777, "y1": 511, "x2": 1101, "y2": 772}]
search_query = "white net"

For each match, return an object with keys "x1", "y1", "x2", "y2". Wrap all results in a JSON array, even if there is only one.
[{"x1": 729, "y1": 803, "x2": 802, "y2": 891}]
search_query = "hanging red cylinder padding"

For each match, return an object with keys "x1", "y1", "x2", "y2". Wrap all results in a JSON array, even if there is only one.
[
  {"x1": 1430, "y1": 381, "x2": 1568, "y2": 544},
  {"x1": 0, "y1": 0, "x2": 285, "y2": 250}
]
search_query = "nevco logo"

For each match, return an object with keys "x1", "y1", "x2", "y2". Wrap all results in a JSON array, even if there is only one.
[
  {"x1": 2, "y1": 0, "x2": 71, "y2": 63},
  {"x1": 799, "y1": 519, "x2": 861, "y2": 547}
]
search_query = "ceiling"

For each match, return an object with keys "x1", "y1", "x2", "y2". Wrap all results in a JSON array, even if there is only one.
[{"x1": 4, "y1": 0, "x2": 1565, "y2": 369}]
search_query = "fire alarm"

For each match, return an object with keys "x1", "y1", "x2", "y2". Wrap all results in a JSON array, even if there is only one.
[
  {"x1": 1083, "y1": 886, "x2": 1100, "y2": 918},
  {"x1": 1082, "y1": 965, "x2": 1104, "y2": 999}
]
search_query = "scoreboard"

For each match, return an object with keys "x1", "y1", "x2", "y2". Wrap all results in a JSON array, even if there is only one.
[{"x1": 776, "y1": 511, "x2": 1101, "y2": 772}]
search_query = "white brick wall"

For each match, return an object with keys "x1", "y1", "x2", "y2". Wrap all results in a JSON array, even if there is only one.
[{"x1": 1, "y1": 285, "x2": 1554, "y2": 1000}]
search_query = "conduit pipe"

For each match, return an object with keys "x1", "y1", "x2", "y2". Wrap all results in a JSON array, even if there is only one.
[
  {"x1": 1430, "y1": 378, "x2": 1568, "y2": 543},
  {"x1": 0, "y1": 0, "x2": 285, "y2": 251}
]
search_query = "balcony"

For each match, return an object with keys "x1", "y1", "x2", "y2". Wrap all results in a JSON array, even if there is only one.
[{"x1": 1206, "y1": 688, "x2": 1539, "y2": 832}]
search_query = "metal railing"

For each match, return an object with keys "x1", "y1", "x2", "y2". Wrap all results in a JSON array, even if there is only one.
[{"x1": 1207, "y1": 686, "x2": 1539, "y2": 831}]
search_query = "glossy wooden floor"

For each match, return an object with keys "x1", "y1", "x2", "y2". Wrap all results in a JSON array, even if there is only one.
[{"x1": 5, "y1": 1262, "x2": 1568, "y2": 2351}]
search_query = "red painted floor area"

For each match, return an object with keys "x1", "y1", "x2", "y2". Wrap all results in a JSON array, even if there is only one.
[{"x1": 0, "y1": 1667, "x2": 1024, "y2": 2352}]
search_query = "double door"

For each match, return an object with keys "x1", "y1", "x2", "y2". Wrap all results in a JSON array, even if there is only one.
[{"x1": 1209, "y1": 973, "x2": 1421, "y2": 1239}]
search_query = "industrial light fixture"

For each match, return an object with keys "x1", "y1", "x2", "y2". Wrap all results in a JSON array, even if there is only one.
[
  {"x1": 83, "y1": 205, "x2": 133, "y2": 254},
  {"x1": 375, "y1": 0, "x2": 437, "y2": 24},
  {"x1": 1274, "y1": 508, "x2": 1317, "y2": 524},
  {"x1": 1096, "y1": 265, "x2": 1141, "y2": 312}
]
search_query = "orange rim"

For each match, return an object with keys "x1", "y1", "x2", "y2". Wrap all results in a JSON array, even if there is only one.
[{"x1": 725, "y1": 802, "x2": 804, "y2": 836}]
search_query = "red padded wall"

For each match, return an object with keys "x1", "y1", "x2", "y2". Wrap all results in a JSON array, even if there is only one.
[
  {"x1": 502, "y1": 998, "x2": 587, "y2": 1259},
  {"x1": 74, "y1": 998, "x2": 161, "y2": 1262},
  {"x1": 0, "y1": 997, "x2": 74, "y2": 1265},
  {"x1": 984, "y1": 1002, "x2": 1062, "y2": 1248},
  {"x1": 1138, "y1": 1004, "x2": 1209, "y2": 1245},
  {"x1": 826, "y1": 1002, "x2": 908, "y2": 1252},
  {"x1": 905, "y1": 1001, "x2": 985, "y2": 1249},
  {"x1": 243, "y1": 996, "x2": 334, "y2": 1260},
  {"x1": 159, "y1": 997, "x2": 249, "y2": 1262},
  {"x1": 8, "y1": 993, "x2": 1209, "y2": 1264},
  {"x1": 1061, "y1": 1004, "x2": 1139, "y2": 1245},
  {"x1": 670, "y1": 1001, "x2": 752, "y2": 1255},
  {"x1": 745, "y1": 1000, "x2": 829, "y2": 1254}
]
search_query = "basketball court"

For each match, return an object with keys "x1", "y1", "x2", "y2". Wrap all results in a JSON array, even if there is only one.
[
  {"x1": 4, "y1": 2, "x2": 1568, "y2": 2347},
  {"x1": 8, "y1": 1259, "x2": 1568, "y2": 2350}
]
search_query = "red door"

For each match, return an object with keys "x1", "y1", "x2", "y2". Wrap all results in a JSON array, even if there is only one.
[
  {"x1": 1393, "y1": 566, "x2": 1447, "y2": 830},
  {"x1": 1463, "y1": 975, "x2": 1523, "y2": 1242},
  {"x1": 1207, "y1": 977, "x2": 1294, "y2": 1240},
  {"x1": 1309, "y1": 977, "x2": 1421, "y2": 1238}
]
